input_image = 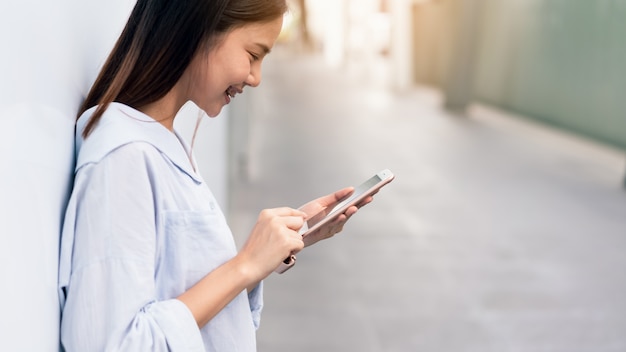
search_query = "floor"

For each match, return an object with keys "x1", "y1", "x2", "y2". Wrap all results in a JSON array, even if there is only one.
[{"x1": 227, "y1": 46, "x2": 626, "y2": 352}]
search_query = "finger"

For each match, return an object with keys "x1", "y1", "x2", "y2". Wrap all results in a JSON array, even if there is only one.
[
  {"x1": 333, "y1": 187, "x2": 354, "y2": 202},
  {"x1": 328, "y1": 215, "x2": 348, "y2": 234},
  {"x1": 315, "y1": 187, "x2": 354, "y2": 207},
  {"x1": 262, "y1": 207, "x2": 307, "y2": 218},
  {"x1": 344, "y1": 205, "x2": 359, "y2": 218},
  {"x1": 312, "y1": 189, "x2": 351, "y2": 209},
  {"x1": 335, "y1": 213, "x2": 349, "y2": 225},
  {"x1": 279, "y1": 207, "x2": 308, "y2": 217},
  {"x1": 368, "y1": 189, "x2": 380, "y2": 197},
  {"x1": 288, "y1": 234, "x2": 305, "y2": 254},
  {"x1": 355, "y1": 195, "x2": 373, "y2": 209},
  {"x1": 290, "y1": 243, "x2": 304, "y2": 255},
  {"x1": 284, "y1": 215, "x2": 305, "y2": 231}
]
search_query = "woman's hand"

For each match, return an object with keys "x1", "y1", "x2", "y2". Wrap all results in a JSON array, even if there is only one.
[
  {"x1": 179, "y1": 207, "x2": 305, "y2": 327},
  {"x1": 299, "y1": 187, "x2": 374, "y2": 247},
  {"x1": 237, "y1": 207, "x2": 306, "y2": 280}
]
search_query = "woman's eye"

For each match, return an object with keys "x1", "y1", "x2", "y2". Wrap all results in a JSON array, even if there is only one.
[{"x1": 249, "y1": 52, "x2": 260, "y2": 61}]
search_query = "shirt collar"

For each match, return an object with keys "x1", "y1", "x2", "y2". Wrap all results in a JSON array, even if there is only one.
[{"x1": 75, "y1": 102, "x2": 202, "y2": 184}]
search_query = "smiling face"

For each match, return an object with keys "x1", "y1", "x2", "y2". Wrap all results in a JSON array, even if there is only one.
[{"x1": 185, "y1": 16, "x2": 284, "y2": 117}]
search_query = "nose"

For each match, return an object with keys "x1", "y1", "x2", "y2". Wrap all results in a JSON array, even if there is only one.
[{"x1": 245, "y1": 65, "x2": 262, "y2": 88}]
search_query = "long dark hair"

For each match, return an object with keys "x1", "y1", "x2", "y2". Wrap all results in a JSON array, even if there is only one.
[{"x1": 79, "y1": 0, "x2": 288, "y2": 138}]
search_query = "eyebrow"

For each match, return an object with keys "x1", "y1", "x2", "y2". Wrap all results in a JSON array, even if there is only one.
[{"x1": 256, "y1": 43, "x2": 271, "y2": 55}]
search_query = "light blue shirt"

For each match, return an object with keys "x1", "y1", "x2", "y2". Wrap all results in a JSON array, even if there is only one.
[{"x1": 58, "y1": 103, "x2": 262, "y2": 351}]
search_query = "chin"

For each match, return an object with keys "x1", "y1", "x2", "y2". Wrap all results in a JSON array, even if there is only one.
[{"x1": 202, "y1": 105, "x2": 224, "y2": 118}]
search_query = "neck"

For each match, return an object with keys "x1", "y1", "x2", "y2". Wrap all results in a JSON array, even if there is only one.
[{"x1": 138, "y1": 84, "x2": 187, "y2": 131}]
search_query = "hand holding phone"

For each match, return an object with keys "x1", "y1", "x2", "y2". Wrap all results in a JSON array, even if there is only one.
[
  {"x1": 274, "y1": 169, "x2": 395, "y2": 274},
  {"x1": 300, "y1": 169, "x2": 394, "y2": 237}
]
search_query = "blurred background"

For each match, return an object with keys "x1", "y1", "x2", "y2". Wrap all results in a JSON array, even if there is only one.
[
  {"x1": 227, "y1": 0, "x2": 626, "y2": 351},
  {"x1": 1, "y1": 0, "x2": 625, "y2": 350}
]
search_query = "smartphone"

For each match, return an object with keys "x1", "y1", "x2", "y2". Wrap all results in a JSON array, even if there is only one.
[
  {"x1": 299, "y1": 169, "x2": 395, "y2": 237},
  {"x1": 274, "y1": 169, "x2": 395, "y2": 274}
]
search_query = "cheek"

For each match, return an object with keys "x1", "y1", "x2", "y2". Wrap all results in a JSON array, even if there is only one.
[
  {"x1": 194, "y1": 54, "x2": 251, "y2": 102},
  {"x1": 224, "y1": 57, "x2": 251, "y2": 83}
]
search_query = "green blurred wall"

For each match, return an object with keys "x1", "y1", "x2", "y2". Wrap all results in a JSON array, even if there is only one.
[
  {"x1": 411, "y1": 0, "x2": 626, "y2": 150},
  {"x1": 472, "y1": 0, "x2": 626, "y2": 150}
]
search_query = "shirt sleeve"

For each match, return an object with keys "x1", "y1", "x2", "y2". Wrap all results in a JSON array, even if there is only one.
[
  {"x1": 58, "y1": 143, "x2": 205, "y2": 351},
  {"x1": 247, "y1": 281, "x2": 264, "y2": 330}
]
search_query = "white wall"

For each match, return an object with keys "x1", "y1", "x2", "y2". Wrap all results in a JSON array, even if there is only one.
[
  {"x1": 0, "y1": 1, "x2": 134, "y2": 349},
  {"x1": 0, "y1": 1, "x2": 229, "y2": 349}
]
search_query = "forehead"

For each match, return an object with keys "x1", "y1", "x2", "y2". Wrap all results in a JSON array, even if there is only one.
[{"x1": 215, "y1": 17, "x2": 284, "y2": 50}]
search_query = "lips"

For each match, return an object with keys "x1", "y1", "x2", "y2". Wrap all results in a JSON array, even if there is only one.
[{"x1": 226, "y1": 86, "x2": 242, "y2": 99}]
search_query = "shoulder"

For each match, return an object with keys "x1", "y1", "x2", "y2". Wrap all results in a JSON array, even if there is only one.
[
  {"x1": 75, "y1": 103, "x2": 201, "y2": 183},
  {"x1": 74, "y1": 142, "x2": 163, "y2": 193},
  {"x1": 93, "y1": 141, "x2": 164, "y2": 171},
  {"x1": 75, "y1": 103, "x2": 159, "y2": 168}
]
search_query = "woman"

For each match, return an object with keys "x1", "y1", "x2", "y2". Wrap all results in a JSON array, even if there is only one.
[{"x1": 58, "y1": 0, "x2": 368, "y2": 351}]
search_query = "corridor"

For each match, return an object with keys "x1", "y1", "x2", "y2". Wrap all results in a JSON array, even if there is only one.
[{"x1": 228, "y1": 46, "x2": 626, "y2": 352}]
